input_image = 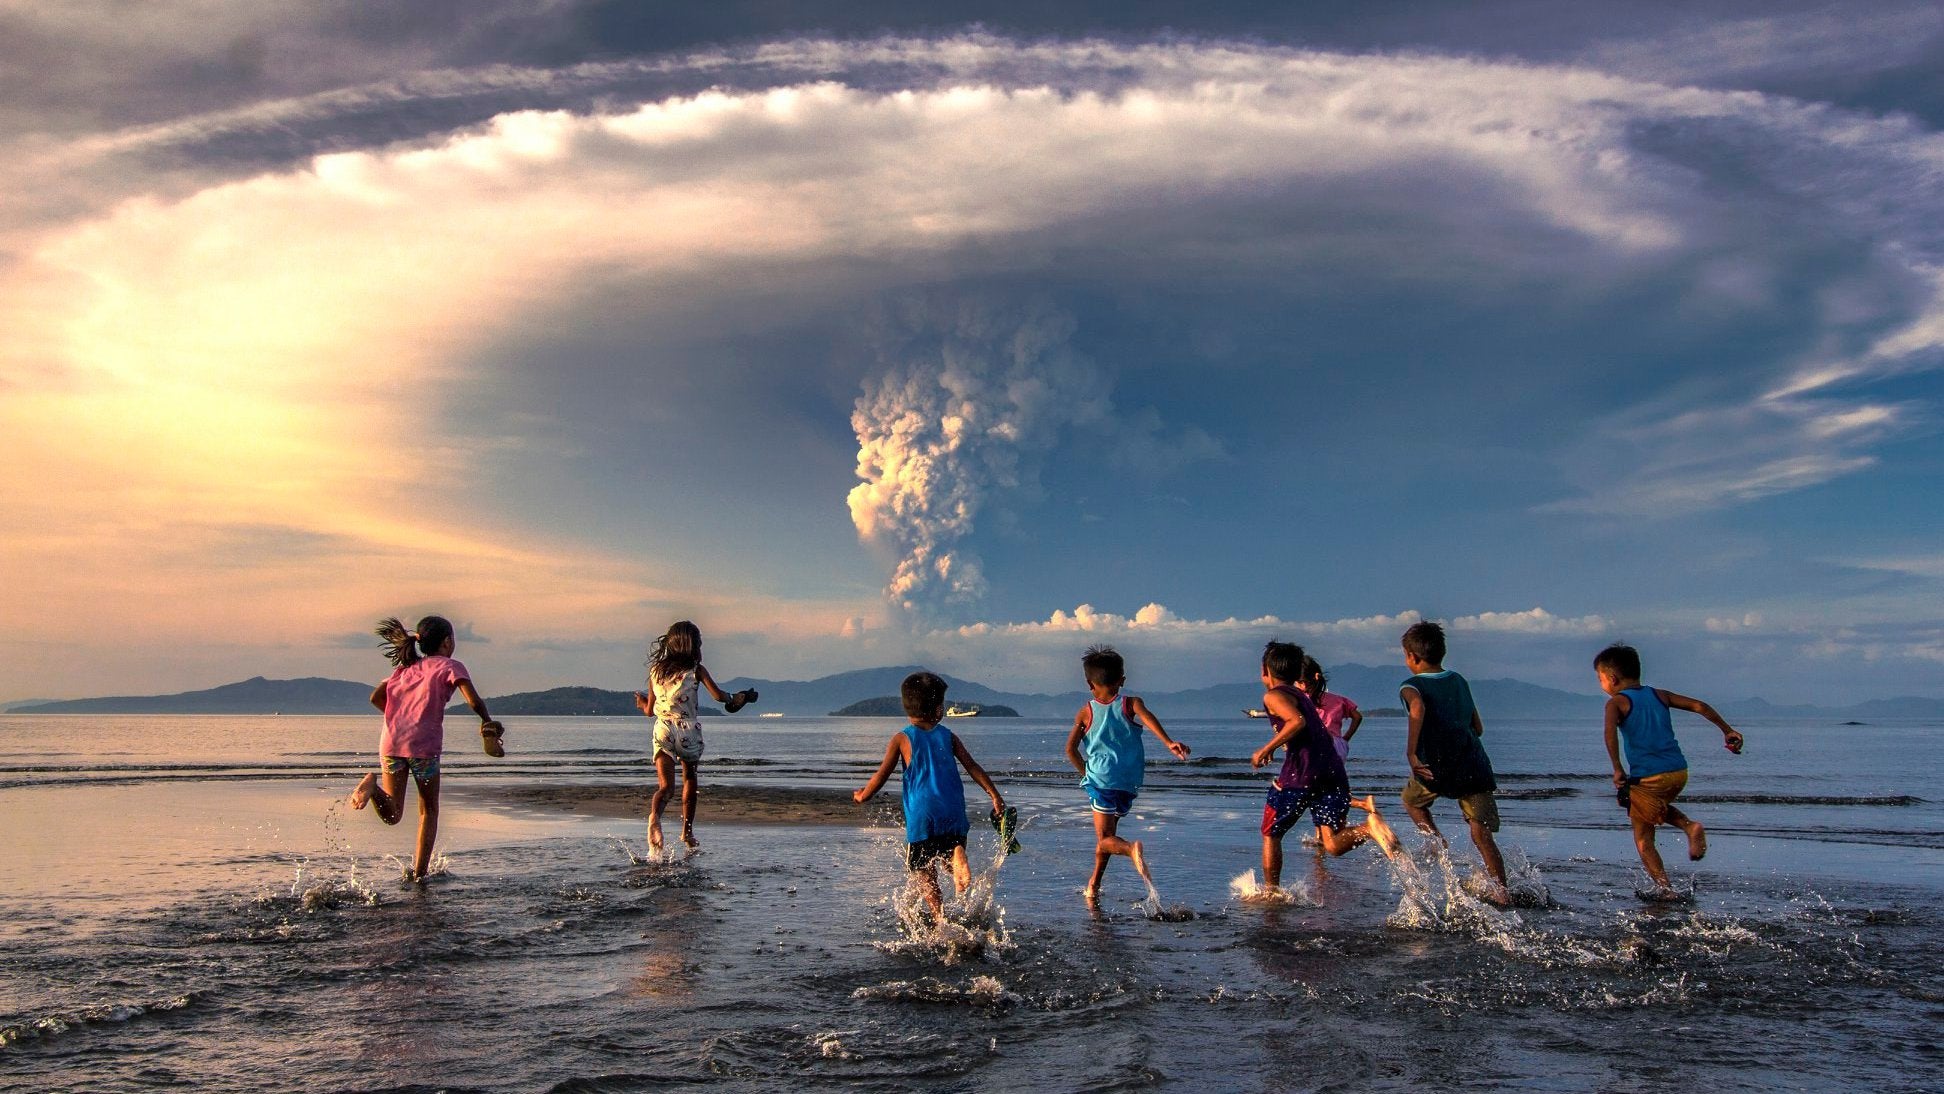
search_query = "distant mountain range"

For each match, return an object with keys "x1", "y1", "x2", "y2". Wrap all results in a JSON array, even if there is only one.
[{"x1": 10, "y1": 667, "x2": 1944, "y2": 722}]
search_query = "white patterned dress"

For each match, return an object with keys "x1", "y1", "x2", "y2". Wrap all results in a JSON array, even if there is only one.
[{"x1": 651, "y1": 668, "x2": 705, "y2": 762}]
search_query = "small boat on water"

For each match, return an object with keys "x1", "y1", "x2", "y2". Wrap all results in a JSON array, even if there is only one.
[
  {"x1": 758, "y1": 712, "x2": 784, "y2": 718},
  {"x1": 1243, "y1": 708, "x2": 1269, "y2": 719},
  {"x1": 945, "y1": 705, "x2": 981, "y2": 718}
]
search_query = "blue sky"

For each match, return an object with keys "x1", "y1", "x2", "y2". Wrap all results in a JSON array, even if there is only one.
[{"x1": 1, "y1": 2, "x2": 1941, "y2": 704}]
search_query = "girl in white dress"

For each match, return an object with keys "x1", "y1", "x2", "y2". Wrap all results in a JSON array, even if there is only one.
[{"x1": 634, "y1": 620, "x2": 755, "y2": 854}]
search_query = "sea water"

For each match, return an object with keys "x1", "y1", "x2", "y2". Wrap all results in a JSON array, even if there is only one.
[{"x1": 1, "y1": 713, "x2": 1939, "y2": 1091}]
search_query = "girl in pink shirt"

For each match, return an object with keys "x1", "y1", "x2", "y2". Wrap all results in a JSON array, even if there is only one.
[
  {"x1": 349, "y1": 615, "x2": 505, "y2": 882},
  {"x1": 1301, "y1": 657, "x2": 1363, "y2": 762}
]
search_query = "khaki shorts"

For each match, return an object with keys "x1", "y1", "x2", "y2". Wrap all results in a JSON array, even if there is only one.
[
  {"x1": 1625, "y1": 769, "x2": 1688, "y2": 826},
  {"x1": 1401, "y1": 777, "x2": 1500, "y2": 832}
]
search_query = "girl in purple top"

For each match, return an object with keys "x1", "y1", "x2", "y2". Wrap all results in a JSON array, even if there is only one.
[
  {"x1": 1250, "y1": 642, "x2": 1399, "y2": 892},
  {"x1": 349, "y1": 615, "x2": 505, "y2": 882}
]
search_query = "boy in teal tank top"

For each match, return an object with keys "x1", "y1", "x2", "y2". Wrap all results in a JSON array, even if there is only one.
[
  {"x1": 854, "y1": 672, "x2": 1007, "y2": 919},
  {"x1": 1398, "y1": 622, "x2": 1510, "y2": 902},
  {"x1": 1595, "y1": 644, "x2": 1745, "y2": 899},
  {"x1": 1062, "y1": 646, "x2": 1191, "y2": 904}
]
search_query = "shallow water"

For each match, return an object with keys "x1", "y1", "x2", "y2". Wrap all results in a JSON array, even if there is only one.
[{"x1": 2, "y1": 714, "x2": 1940, "y2": 1091}]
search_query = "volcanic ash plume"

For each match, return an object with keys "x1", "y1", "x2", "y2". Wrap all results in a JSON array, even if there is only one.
[{"x1": 847, "y1": 299, "x2": 1106, "y2": 615}]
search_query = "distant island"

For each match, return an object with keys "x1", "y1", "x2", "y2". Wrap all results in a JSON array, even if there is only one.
[
  {"x1": 829, "y1": 697, "x2": 1020, "y2": 717},
  {"x1": 9, "y1": 668, "x2": 1942, "y2": 722}
]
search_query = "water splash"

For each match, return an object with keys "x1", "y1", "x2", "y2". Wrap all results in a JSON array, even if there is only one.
[
  {"x1": 1135, "y1": 881, "x2": 1195, "y2": 921},
  {"x1": 1227, "y1": 869, "x2": 1320, "y2": 907},
  {"x1": 872, "y1": 840, "x2": 1012, "y2": 964}
]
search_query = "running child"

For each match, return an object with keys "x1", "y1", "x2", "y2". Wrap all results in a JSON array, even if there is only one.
[
  {"x1": 1252, "y1": 641, "x2": 1399, "y2": 892},
  {"x1": 853, "y1": 672, "x2": 1007, "y2": 919},
  {"x1": 1398, "y1": 621, "x2": 1509, "y2": 901},
  {"x1": 1299, "y1": 655, "x2": 1363, "y2": 762},
  {"x1": 1595, "y1": 643, "x2": 1746, "y2": 898},
  {"x1": 634, "y1": 620, "x2": 758, "y2": 856},
  {"x1": 349, "y1": 615, "x2": 505, "y2": 882},
  {"x1": 1063, "y1": 645, "x2": 1192, "y2": 904}
]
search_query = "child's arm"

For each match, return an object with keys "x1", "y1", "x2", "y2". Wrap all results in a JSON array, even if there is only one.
[
  {"x1": 1251, "y1": 690, "x2": 1306, "y2": 770},
  {"x1": 1343, "y1": 705, "x2": 1364, "y2": 742},
  {"x1": 1126, "y1": 696, "x2": 1190, "y2": 759},
  {"x1": 369, "y1": 683, "x2": 387, "y2": 713},
  {"x1": 695, "y1": 664, "x2": 732, "y2": 704},
  {"x1": 1604, "y1": 693, "x2": 1631, "y2": 787},
  {"x1": 952, "y1": 734, "x2": 1005, "y2": 813},
  {"x1": 1064, "y1": 705, "x2": 1091, "y2": 775},
  {"x1": 1656, "y1": 689, "x2": 1745, "y2": 753},
  {"x1": 853, "y1": 736, "x2": 904, "y2": 803},
  {"x1": 1401, "y1": 685, "x2": 1434, "y2": 783},
  {"x1": 1471, "y1": 709, "x2": 1486, "y2": 737},
  {"x1": 454, "y1": 679, "x2": 498, "y2": 728}
]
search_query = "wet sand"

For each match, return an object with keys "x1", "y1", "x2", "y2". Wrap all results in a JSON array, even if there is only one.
[{"x1": 463, "y1": 780, "x2": 902, "y2": 827}]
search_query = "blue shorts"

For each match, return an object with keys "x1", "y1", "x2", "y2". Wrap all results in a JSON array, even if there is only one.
[
  {"x1": 1085, "y1": 785, "x2": 1137, "y2": 817},
  {"x1": 1262, "y1": 780, "x2": 1350, "y2": 839},
  {"x1": 382, "y1": 755, "x2": 440, "y2": 782}
]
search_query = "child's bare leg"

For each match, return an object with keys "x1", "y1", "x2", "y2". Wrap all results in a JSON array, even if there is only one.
[
  {"x1": 364, "y1": 768, "x2": 409, "y2": 826},
  {"x1": 1405, "y1": 800, "x2": 1441, "y2": 843},
  {"x1": 410, "y1": 775, "x2": 440, "y2": 879},
  {"x1": 1262, "y1": 834, "x2": 1285, "y2": 890},
  {"x1": 349, "y1": 773, "x2": 377, "y2": 810},
  {"x1": 679, "y1": 758, "x2": 700, "y2": 848},
  {"x1": 1665, "y1": 805, "x2": 1706, "y2": 860},
  {"x1": 647, "y1": 752, "x2": 674, "y2": 852},
  {"x1": 1633, "y1": 815, "x2": 1672, "y2": 889},
  {"x1": 1087, "y1": 812, "x2": 1135, "y2": 896},
  {"x1": 1468, "y1": 818, "x2": 1509, "y2": 894},
  {"x1": 1127, "y1": 840, "x2": 1152, "y2": 886},
  {"x1": 1317, "y1": 824, "x2": 1371, "y2": 857},
  {"x1": 1353, "y1": 799, "x2": 1402, "y2": 857},
  {"x1": 914, "y1": 865, "x2": 945, "y2": 919},
  {"x1": 948, "y1": 846, "x2": 972, "y2": 896}
]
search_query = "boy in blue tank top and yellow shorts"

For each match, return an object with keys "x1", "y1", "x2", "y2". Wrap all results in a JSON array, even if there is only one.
[
  {"x1": 1595, "y1": 644, "x2": 1745, "y2": 898},
  {"x1": 854, "y1": 672, "x2": 1007, "y2": 918},
  {"x1": 1064, "y1": 646, "x2": 1192, "y2": 904}
]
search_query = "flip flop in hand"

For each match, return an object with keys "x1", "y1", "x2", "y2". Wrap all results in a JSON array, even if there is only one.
[
  {"x1": 480, "y1": 720, "x2": 506, "y2": 757},
  {"x1": 723, "y1": 689, "x2": 758, "y2": 713}
]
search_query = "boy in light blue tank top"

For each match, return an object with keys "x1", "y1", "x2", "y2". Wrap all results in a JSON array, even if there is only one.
[
  {"x1": 854, "y1": 672, "x2": 1007, "y2": 918},
  {"x1": 1595, "y1": 644, "x2": 1745, "y2": 899},
  {"x1": 1063, "y1": 646, "x2": 1191, "y2": 904}
]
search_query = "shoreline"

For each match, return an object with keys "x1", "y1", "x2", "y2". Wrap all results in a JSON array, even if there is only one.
[{"x1": 456, "y1": 780, "x2": 901, "y2": 828}]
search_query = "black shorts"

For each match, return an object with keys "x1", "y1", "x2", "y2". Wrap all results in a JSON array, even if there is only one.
[{"x1": 906, "y1": 830, "x2": 967, "y2": 871}]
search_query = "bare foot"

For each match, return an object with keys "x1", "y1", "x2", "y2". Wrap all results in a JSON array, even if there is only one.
[
  {"x1": 1477, "y1": 881, "x2": 1513, "y2": 907},
  {"x1": 349, "y1": 773, "x2": 377, "y2": 810},
  {"x1": 1365, "y1": 810, "x2": 1402, "y2": 858},
  {"x1": 1687, "y1": 823, "x2": 1707, "y2": 861},
  {"x1": 1082, "y1": 885, "x2": 1100, "y2": 906},
  {"x1": 1128, "y1": 841, "x2": 1154, "y2": 885},
  {"x1": 681, "y1": 829, "x2": 700, "y2": 851},
  {"x1": 648, "y1": 822, "x2": 664, "y2": 856},
  {"x1": 1351, "y1": 795, "x2": 1378, "y2": 813}
]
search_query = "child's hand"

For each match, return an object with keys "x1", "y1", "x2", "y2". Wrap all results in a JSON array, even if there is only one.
[
  {"x1": 1167, "y1": 740, "x2": 1191, "y2": 760},
  {"x1": 1250, "y1": 746, "x2": 1272, "y2": 769},
  {"x1": 851, "y1": 787, "x2": 869, "y2": 803},
  {"x1": 1724, "y1": 729, "x2": 1745, "y2": 754},
  {"x1": 633, "y1": 691, "x2": 653, "y2": 713},
  {"x1": 1409, "y1": 756, "x2": 1434, "y2": 783},
  {"x1": 1611, "y1": 769, "x2": 1628, "y2": 788}
]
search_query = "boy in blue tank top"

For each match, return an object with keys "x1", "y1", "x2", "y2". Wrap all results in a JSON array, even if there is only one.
[
  {"x1": 1595, "y1": 644, "x2": 1745, "y2": 898},
  {"x1": 1063, "y1": 646, "x2": 1192, "y2": 904},
  {"x1": 854, "y1": 672, "x2": 1007, "y2": 919},
  {"x1": 1398, "y1": 622, "x2": 1510, "y2": 902}
]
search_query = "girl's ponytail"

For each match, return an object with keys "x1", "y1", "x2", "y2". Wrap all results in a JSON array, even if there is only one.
[{"x1": 375, "y1": 617, "x2": 421, "y2": 667}]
